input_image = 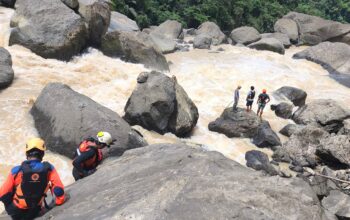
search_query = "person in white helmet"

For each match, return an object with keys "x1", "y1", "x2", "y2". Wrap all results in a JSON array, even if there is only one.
[{"x1": 72, "y1": 131, "x2": 114, "y2": 181}]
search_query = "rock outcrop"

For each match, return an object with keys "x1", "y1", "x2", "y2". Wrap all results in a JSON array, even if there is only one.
[
  {"x1": 101, "y1": 31, "x2": 169, "y2": 71},
  {"x1": 322, "y1": 190, "x2": 350, "y2": 219},
  {"x1": 273, "y1": 86, "x2": 307, "y2": 107},
  {"x1": 41, "y1": 144, "x2": 331, "y2": 220},
  {"x1": 230, "y1": 26, "x2": 261, "y2": 45},
  {"x1": 124, "y1": 72, "x2": 198, "y2": 137},
  {"x1": 261, "y1": 33, "x2": 291, "y2": 48},
  {"x1": 293, "y1": 42, "x2": 350, "y2": 76},
  {"x1": 316, "y1": 135, "x2": 350, "y2": 168},
  {"x1": 9, "y1": 0, "x2": 87, "y2": 61},
  {"x1": 292, "y1": 99, "x2": 350, "y2": 133},
  {"x1": 0, "y1": 47, "x2": 14, "y2": 89},
  {"x1": 195, "y1": 22, "x2": 226, "y2": 45},
  {"x1": 248, "y1": 38, "x2": 285, "y2": 54},
  {"x1": 107, "y1": 11, "x2": 139, "y2": 33},
  {"x1": 245, "y1": 150, "x2": 279, "y2": 176},
  {"x1": 274, "y1": 18, "x2": 299, "y2": 42},
  {"x1": 279, "y1": 124, "x2": 304, "y2": 137},
  {"x1": 30, "y1": 83, "x2": 147, "y2": 158}
]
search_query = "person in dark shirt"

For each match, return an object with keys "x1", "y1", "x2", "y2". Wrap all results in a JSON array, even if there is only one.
[
  {"x1": 246, "y1": 86, "x2": 255, "y2": 112},
  {"x1": 72, "y1": 131, "x2": 113, "y2": 181},
  {"x1": 257, "y1": 89, "x2": 270, "y2": 117}
]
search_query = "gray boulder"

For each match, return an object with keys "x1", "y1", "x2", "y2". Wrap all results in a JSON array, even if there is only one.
[
  {"x1": 0, "y1": 0, "x2": 16, "y2": 7},
  {"x1": 61, "y1": 0, "x2": 79, "y2": 9},
  {"x1": 107, "y1": 11, "x2": 139, "y2": 33},
  {"x1": 248, "y1": 38, "x2": 285, "y2": 54},
  {"x1": 274, "y1": 86, "x2": 307, "y2": 107},
  {"x1": 316, "y1": 135, "x2": 350, "y2": 168},
  {"x1": 338, "y1": 119, "x2": 350, "y2": 135},
  {"x1": 230, "y1": 26, "x2": 261, "y2": 45},
  {"x1": 9, "y1": 0, "x2": 87, "y2": 61},
  {"x1": 322, "y1": 190, "x2": 350, "y2": 220},
  {"x1": 195, "y1": 22, "x2": 226, "y2": 45},
  {"x1": 30, "y1": 83, "x2": 147, "y2": 159},
  {"x1": 292, "y1": 99, "x2": 350, "y2": 133},
  {"x1": 78, "y1": 0, "x2": 111, "y2": 46},
  {"x1": 149, "y1": 34, "x2": 177, "y2": 54},
  {"x1": 330, "y1": 33, "x2": 350, "y2": 45},
  {"x1": 208, "y1": 108, "x2": 261, "y2": 138},
  {"x1": 279, "y1": 124, "x2": 305, "y2": 137},
  {"x1": 101, "y1": 31, "x2": 169, "y2": 71},
  {"x1": 252, "y1": 121, "x2": 281, "y2": 150},
  {"x1": 124, "y1": 72, "x2": 198, "y2": 137},
  {"x1": 193, "y1": 34, "x2": 212, "y2": 49},
  {"x1": 245, "y1": 150, "x2": 279, "y2": 176},
  {"x1": 150, "y1": 20, "x2": 183, "y2": 40},
  {"x1": 293, "y1": 42, "x2": 350, "y2": 76},
  {"x1": 261, "y1": 33, "x2": 291, "y2": 48},
  {"x1": 284, "y1": 12, "x2": 350, "y2": 45},
  {"x1": 271, "y1": 102, "x2": 293, "y2": 119},
  {"x1": 274, "y1": 18, "x2": 299, "y2": 42},
  {"x1": 0, "y1": 47, "x2": 14, "y2": 89},
  {"x1": 41, "y1": 144, "x2": 329, "y2": 220}
]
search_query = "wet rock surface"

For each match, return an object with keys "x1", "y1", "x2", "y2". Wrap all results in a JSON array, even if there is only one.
[
  {"x1": 0, "y1": 47, "x2": 14, "y2": 89},
  {"x1": 273, "y1": 86, "x2": 307, "y2": 107}
]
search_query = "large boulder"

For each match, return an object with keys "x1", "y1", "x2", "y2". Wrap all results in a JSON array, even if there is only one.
[
  {"x1": 149, "y1": 34, "x2": 177, "y2": 54},
  {"x1": 195, "y1": 22, "x2": 226, "y2": 45},
  {"x1": 208, "y1": 108, "x2": 261, "y2": 138},
  {"x1": 248, "y1": 38, "x2": 285, "y2": 54},
  {"x1": 293, "y1": 42, "x2": 350, "y2": 76},
  {"x1": 77, "y1": 0, "x2": 111, "y2": 46},
  {"x1": 193, "y1": 34, "x2": 212, "y2": 49},
  {"x1": 107, "y1": 11, "x2": 139, "y2": 33},
  {"x1": 252, "y1": 121, "x2": 281, "y2": 150},
  {"x1": 245, "y1": 150, "x2": 279, "y2": 176},
  {"x1": 101, "y1": 31, "x2": 169, "y2": 71},
  {"x1": 273, "y1": 86, "x2": 307, "y2": 107},
  {"x1": 41, "y1": 144, "x2": 330, "y2": 220},
  {"x1": 150, "y1": 20, "x2": 183, "y2": 40},
  {"x1": 292, "y1": 99, "x2": 350, "y2": 134},
  {"x1": 9, "y1": 0, "x2": 87, "y2": 61},
  {"x1": 330, "y1": 33, "x2": 350, "y2": 45},
  {"x1": 274, "y1": 18, "x2": 299, "y2": 42},
  {"x1": 316, "y1": 135, "x2": 350, "y2": 168},
  {"x1": 124, "y1": 72, "x2": 198, "y2": 137},
  {"x1": 30, "y1": 83, "x2": 147, "y2": 159},
  {"x1": 261, "y1": 33, "x2": 291, "y2": 48},
  {"x1": 279, "y1": 124, "x2": 305, "y2": 137},
  {"x1": 0, "y1": 47, "x2": 14, "y2": 89},
  {"x1": 271, "y1": 102, "x2": 293, "y2": 119},
  {"x1": 322, "y1": 190, "x2": 350, "y2": 219},
  {"x1": 284, "y1": 12, "x2": 350, "y2": 45},
  {"x1": 230, "y1": 26, "x2": 261, "y2": 45}
]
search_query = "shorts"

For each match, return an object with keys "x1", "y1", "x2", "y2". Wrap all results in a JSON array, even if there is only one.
[
  {"x1": 246, "y1": 100, "x2": 253, "y2": 106},
  {"x1": 258, "y1": 103, "x2": 266, "y2": 110}
]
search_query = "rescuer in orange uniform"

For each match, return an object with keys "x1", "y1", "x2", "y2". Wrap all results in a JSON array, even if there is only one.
[{"x1": 0, "y1": 138, "x2": 65, "y2": 220}]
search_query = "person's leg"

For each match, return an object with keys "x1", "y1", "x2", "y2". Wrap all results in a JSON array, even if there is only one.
[
  {"x1": 23, "y1": 206, "x2": 41, "y2": 220},
  {"x1": 5, "y1": 203, "x2": 25, "y2": 220},
  {"x1": 233, "y1": 100, "x2": 238, "y2": 110},
  {"x1": 72, "y1": 167, "x2": 82, "y2": 181}
]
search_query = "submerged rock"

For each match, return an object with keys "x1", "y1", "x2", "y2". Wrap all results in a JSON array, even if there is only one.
[
  {"x1": 124, "y1": 72, "x2": 198, "y2": 137},
  {"x1": 230, "y1": 26, "x2": 261, "y2": 45},
  {"x1": 273, "y1": 86, "x2": 307, "y2": 107},
  {"x1": 30, "y1": 83, "x2": 147, "y2": 158},
  {"x1": 248, "y1": 38, "x2": 285, "y2": 54},
  {"x1": 9, "y1": 0, "x2": 87, "y2": 61},
  {"x1": 195, "y1": 22, "x2": 226, "y2": 45},
  {"x1": 0, "y1": 47, "x2": 14, "y2": 89},
  {"x1": 41, "y1": 144, "x2": 329, "y2": 220}
]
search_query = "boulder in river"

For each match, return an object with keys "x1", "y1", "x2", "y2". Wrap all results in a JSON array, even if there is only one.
[
  {"x1": 107, "y1": 11, "x2": 139, "y2": 33},
  {"x1": 273, "y1": 86, "x2": 307, "y2": 107},
  {"x1": 292, "y1": 99, "x2": 350, "y2": 134},
  {"x1": 248, "y1": 38, "x2": 285, "y2": 54},
  {"x1": 30, "y1": 83, "x2": 147, "y2": 159},
  {"x1": 245, "y1": 150, "x2": 279, "y2": 176},
  {"x1": 149, "y1": 34, "x2": 177, "y2": 54},
  {"x1": 261, "y1": 33, "x2": 291, "y2": 48},
  {"x1": 124, "y1": 72, "x2": 198, "y2": 137},
  {"x1": 229, "y1": 26, "x2": 261, "y2": 45},
  {"x1": 274, "y1": 18, "x2": 299, "y2": 43},
  {"x1": 195, "y1": 22, "x2": 226, "y2": 45},
  {"x1": 0, "y1": 47, "x2": 14, "y2": 89},
  {"x1": 271, "y1": 102, "x2": 293, "y2": 119},
  {"x1": 150, "y1": 20, "x2": 183, "y2": 40},
  {"x1": 41, "y1": 143, "x2": 331, "y2": 220},
  {"x1": 252, "y1": 121, "x2": 281, "y2": 150},
  {"x1": 193, "y1": 34, "x2": 212, "y2": 49},
  {"x1": 61, "y1": 0, "x2": 79, "y2": 9},
  {"x1": 101, "y1": 31, "x2": 169, "y2": 71},
  {"x1": 9, "y1": 0, "x2": 88, "y2": 61}
]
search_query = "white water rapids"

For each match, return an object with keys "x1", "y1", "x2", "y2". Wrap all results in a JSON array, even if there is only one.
[{"x1": 1, "y1": 6, "x2": 350, "y2": 206}]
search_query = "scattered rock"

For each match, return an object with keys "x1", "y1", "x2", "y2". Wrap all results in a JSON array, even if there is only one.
[
  {"x1": 248, "y1": 38, "x2": 285, "y2": 54},
  {"x1": 217, "y1": 47, "x2": 225, "y2": 52},
  {"x1": 245, "y1": 150, "x2": 279, "y2": 176},
  {"x1": 150, "y1": 20, "x2": 183, "y2": 40},
  {"x1": 316, "y1": 135, "x2": 350, "y2": 168},
  {"x1": 292, "y1": 99, "x2": 350, "y2": 133},
  {"x1": 272, "y1": 147, "x2": 291, "y2": 163},
  {"x1": 193, "y1": 34, "x2": 212, "y2": 49},
  {"x1": 41, "y1": 144, "x2": 328, "y2": 220},
  {"x1": 230, "y1": 26, "x2": 261, "y2": 45},
  {"x1": 101, "y1": 31, "x2": 169, "y2": 71},
  {"x1": 274, "y1": 18, "x2": 299, "y2": 43},
  {"x1": 293, "y1": 42, "x2": 350, "y2": 76},
  {"x1": 107, "y1": 11, "x2": 139, "y2": 33},
  {"x1": 252, "y1": 121, "x2": 281, "y2": 150},
  {"x1": 261, "y1": 32, "x2": 291, "y2": 48},
  {"x1": 61, "y1": 0, "x2": 78, "y2": 9},
  {"x1": 195, "y1": 22, "x2": 226, "y2": 45},
  {"x1": 271, "y1": 102, "x2": 293, "y2": 119},
  {"x1": 124, "y1": 72, "x2": 198, "y2": 137},
  {"x1": 0, "y1": 47, "x2": 14, "y2": 89},
  {"x1": 279, "y1": 124, "x2": 305, "y2": 137},
  {"x1": 322, "y1": 190, "x2": 350, "y2": 219},
  {"x1": 273, "y1": 86, "x2": 307, "y2": 107},
  {"x1": 30, "y1": 83, "x2": 147, "y2": 159},
  {"x1": 9, "y1": 0, "x2": 87, "y2": 61}
]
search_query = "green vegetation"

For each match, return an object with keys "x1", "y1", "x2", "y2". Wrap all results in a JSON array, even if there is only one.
[{"x1": 112, "y1": 0, "x2": 350, "y2": 32}]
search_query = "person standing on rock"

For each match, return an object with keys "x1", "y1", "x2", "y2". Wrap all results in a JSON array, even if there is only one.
[
  {"x1": 72, "y1": 131, "x2": 114, "y2": 181},
  {"x1": 233, "y1": 85, "x2": 241, "y2": 111},
  {"x1": 257, "y1": 89, "x2": 270, "y2": 117},
  {"x1": 0, "y1": 138, "x2": 66, "y2": 220},
  {"x1": 246, "y1": 86, "x2": 256, "y2": 112}
]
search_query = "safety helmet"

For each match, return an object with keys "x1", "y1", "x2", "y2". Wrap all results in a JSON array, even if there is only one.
[
  {"x1": 26, "y1": 138, "x2": 46, "y2": 152},
  {"x1": 262, "y1": 89, "x2": 267, "y2": 93},
  {"x1": 97, "y1": 131, "x2": 112, "y2": 145}
]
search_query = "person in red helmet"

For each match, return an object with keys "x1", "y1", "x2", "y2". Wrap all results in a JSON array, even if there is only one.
[
  {"x1": 257, "y1": 89, "x2": 270, "y2": 117},
  {"x1": 0, "y1": 138, "x2": 66, "y2": 220}
]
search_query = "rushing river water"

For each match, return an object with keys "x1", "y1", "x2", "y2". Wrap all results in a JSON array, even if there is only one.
[{"x1": 1, "y1": 6, "x2": 350, "y2": 204}]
